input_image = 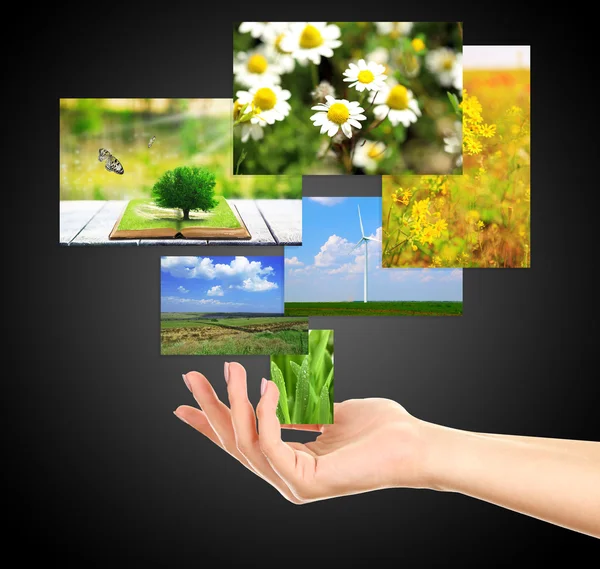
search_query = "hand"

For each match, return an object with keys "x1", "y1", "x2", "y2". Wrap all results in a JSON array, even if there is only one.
[{"x1": 174, "y1": 363, "x2": 434, "y2": 503}]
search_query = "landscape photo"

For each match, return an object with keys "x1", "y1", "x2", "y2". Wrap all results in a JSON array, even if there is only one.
[
  {"x1": 161, "y1": 256, "x2": 308, "y2": 355},
  {"x1": 284, "y1": 197, "x2": 462, "y2": 316},
  {"x1": 382, "y1": 46, "x2": 531, "y2": 268},
  {"x1": 233, "y1": 21, "x2": 463, "y2": 175}
]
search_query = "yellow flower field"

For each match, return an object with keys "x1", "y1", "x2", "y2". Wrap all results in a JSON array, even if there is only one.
[{"x1": 382, "y1": 68, "x2": 530, "y2": 268}]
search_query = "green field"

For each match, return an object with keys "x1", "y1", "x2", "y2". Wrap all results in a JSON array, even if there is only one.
[
  {"x1": 161, "y1": 313, "x2": 309, "y2": 355},
  {"x1": 117, "y1": 196, "x2": 240, "y2": 231},
  {"x1": 284, "y1": 301, "x2": 463, "y2": 317}
]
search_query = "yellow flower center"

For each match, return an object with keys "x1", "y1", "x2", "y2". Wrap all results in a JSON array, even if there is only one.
[
  {"x1": 299, "y1": 25, "x2": 324, "y2": 49},
  {"x1": 327, "y1": 103, "x2": 350, "y2": 125},
  {"x1": 367, "y1": 145, "x2": 382, "y2": 159},
  {"x1": 442, "y1": 56, "x2": 454, "y2": 70},
  {"x1": 247, "y1": 54, "x2": 268, "y2": 74},
  {"x1": 386, "y1": 85, "x2": 410, "y2": 110},
  {"x1": 233, "y1": 99, "x2": 242, "y2": 120},
  {"x1": 275, "y1": 33, "x2": 289, "y2": 54},
  {"x1": 252, "y1": 87, "x2": 277, "y2": 111},
  {"x1": 411, "y1": 38, "x2": 425, "y2": 52},
  {"x1": 357, "y1": 69, "x2": 375, "y2": 84}
]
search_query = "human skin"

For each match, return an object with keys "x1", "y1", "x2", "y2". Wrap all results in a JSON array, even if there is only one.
[{"x1": 174, "y1": 363, "x2": 600, "y2": 538}]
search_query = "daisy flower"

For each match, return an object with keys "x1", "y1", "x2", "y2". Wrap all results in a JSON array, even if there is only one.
[
  {"x1": 238, "y1": 22, "x2": 278, "y2": 41},
  {"x1": 369, "y1": 80, "x2": 421, "y2": 127},
  {"x1": 352, "y1": 140, "x2": 387, "y2": 172},
  {"x1": 310, "y1": 96, "x2": 366, "y2": 138},
  {"x1": 234, "y1": 49, "x2": 282, "y2": 88},
  {"x1": 311, "y1": 80, "x2": 336, "y2": 103},
  {"x1": 451, "y1": 53, "x2": 463, "y2": 91},
  {"x1": 236, "y1": 85, "x2": 291, "y2": 125},
  {"x1": 279, "y1": 22, "x2": 341, "y2": 65},
  {"x1": 343, "y1": 59, "x2": 387, "y2": 93},
  {"x1": 262, "y1": 23, "x2": 296, "y2": 74},
  {"x1": 375, "y1": 22, "x2": 413, "y2": 37},
  {"x1": 444, "y1": 120, "x2": 463, "y2": 167},
  {"x1": 425, "y1": 48, "x2": 461, "y2": 87},
  {"x1": 233, "y1": 99, "x2": 264, "y2": 143}
]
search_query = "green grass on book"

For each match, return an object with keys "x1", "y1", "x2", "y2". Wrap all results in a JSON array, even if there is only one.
[{"x1": 111, "y1": 197, "x2": 250, "y2": 239}]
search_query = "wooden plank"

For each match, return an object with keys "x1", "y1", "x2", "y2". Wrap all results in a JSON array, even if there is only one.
[
  {"x1": 60, "y1": 201, "x2": 105, "y2": 244},
  {"x1": 70, "y1": 201, "x2": 137, "y2": 246},
  {"x1": 208, "y1": 200, "x2": 276, "y2": 245},
  {"x1": 256, "y1": 199, "x2": 302, "y2": 245}
]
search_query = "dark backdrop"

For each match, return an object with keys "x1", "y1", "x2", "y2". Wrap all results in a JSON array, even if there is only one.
[{"x1": 8, "y1": 5, "x2": 598, "y2": 564}]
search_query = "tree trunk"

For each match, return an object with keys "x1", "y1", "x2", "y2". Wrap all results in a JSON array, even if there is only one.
[{"x1": 182, "y1": 209, "x2": 190, "y2": 220}]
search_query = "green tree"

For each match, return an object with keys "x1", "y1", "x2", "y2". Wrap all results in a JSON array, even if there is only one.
[{"x1": 152, "y1": 166, "x2": 217, "y2": 220}]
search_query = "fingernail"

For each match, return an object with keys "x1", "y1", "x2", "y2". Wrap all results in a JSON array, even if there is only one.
[
  {"x1": 182, "y1": 373, "x2": 192, "y2": 392},
  {"x1": 173, "y1": 411, "x2": 189, "y2": 425},
  {"x1": 224, "y1": 362, "x2": 230, "y2": 384},
  {"x1": 260, "y1": 377, "x2": 267, "y2": 396}
]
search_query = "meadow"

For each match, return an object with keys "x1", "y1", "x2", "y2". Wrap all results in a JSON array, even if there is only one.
[
  {"x1": 382, "y1": 68, "x2": 530, "y2": 268},
  {"x1": 60, "y1": 98, "x2": 301, "y2": 201},
  {"x1": 161, "y1": 313, "x2": 309, "y2": 355},
  {"x1": 284, "y1": 301, "x2": 462, "y2": 316}
]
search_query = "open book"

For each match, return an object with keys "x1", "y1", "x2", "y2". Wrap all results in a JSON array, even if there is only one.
[{"x1": 109, "y1": 197, "x2": 251, "y2": 240}]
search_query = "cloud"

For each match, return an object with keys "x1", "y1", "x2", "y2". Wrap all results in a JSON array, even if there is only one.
[
  {"x1": 313, "y1": 228, "x2": 382, "y2": 275},
  {"x1": 419, "y1": 269, "x2": 434, "y2": 283},
  {"x1": 177, "y1": 286, "x2": 189, "y2": 293},
  {"x1": 285, "y1": 256, "x2": 304, "y2": 267},
  {"x1": 207, "y1": 285, "x2": 224, "y2": 297},
  {"x1": 161, "y1": 256, "x2": 278, "y2": 293},
  {"x1": 440, "y1": 269, "x2": 463, "y2": 282},
  {"x1": 314, "y1": 235, "x2": 356, "y2": 267},
  {"x1": 307, "y1": 197, "x2": 346, "y2": 206},
  {"x1": 161, "y1": 296, "x2": 246, "y2": 307}
]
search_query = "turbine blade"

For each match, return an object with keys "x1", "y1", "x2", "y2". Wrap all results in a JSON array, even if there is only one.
[
  {"x1": 351, "y1": 238, "x2": 365, "y2": 252},
  {"x1": 358, "y1": 205, "x2": 365, "y2": 237},
  {"x1": 365, "y1": 236, "x2": 382, "y2": 242}
]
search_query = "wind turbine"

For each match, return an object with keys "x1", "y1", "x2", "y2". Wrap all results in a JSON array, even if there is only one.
[{"x1": 353, "y1": 205, "x2": 381, "y2": 303}]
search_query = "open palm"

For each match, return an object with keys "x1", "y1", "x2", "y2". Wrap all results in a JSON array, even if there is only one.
[{"x1": 175, "y1": 363, "x2": 429, "y2": 503}]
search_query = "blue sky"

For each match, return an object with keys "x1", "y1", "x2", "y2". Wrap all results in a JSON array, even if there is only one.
[
  {"x1": 161, "y1": 256, "x2": 284, "y2": 313},
  {"x1": 285, "y1": 197, "x2": 463, "y2": 302}
]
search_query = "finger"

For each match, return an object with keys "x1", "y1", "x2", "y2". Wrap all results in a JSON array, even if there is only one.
[
  {"x1": 184, "y1": 371, "x2": 237, "y2": 451},
  {"x1": 227, "y1": 363, "x2": 305, "y2": 502},
  {"x1": 174, "y1": 405, "x2": 223, "y2": 449},
  {"x1": 256, "y1": 380, "x2": 305, "y2": 483}
]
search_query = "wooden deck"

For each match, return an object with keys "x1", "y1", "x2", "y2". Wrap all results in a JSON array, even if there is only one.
[{"x1": 59, "y1": 199, "x2": 302, "y2": 246}]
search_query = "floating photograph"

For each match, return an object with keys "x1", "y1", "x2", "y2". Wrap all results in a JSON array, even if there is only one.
[
  {"x1": 271, "y1": 329, "x2": 334, "y2": 425},
  {"x1": 60, "y1": 98, "x2": 301, "y2": 246},
  {"x1": 161, "y1": 256, "x2": 308, "y2": 355},
  {"x1": 233, "y1": 22, "x2": 463, "y2": 175},
  {"x1": 284, "y1": 197, "x2": 463, "y2": 316},
  {"x1": 382, "y1": 46, "x2": 530, "y2": 268}
]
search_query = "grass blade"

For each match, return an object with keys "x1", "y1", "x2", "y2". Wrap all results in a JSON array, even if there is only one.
[
  {"x1": 318, "y1": 384, "x2": 331, "y2": 424},
  {"x1": 291, "y1": 357, "x2": 310, "y2": 423},
  {"x1": 270, "y1": 360, "x2": 291, "y2": 424}
]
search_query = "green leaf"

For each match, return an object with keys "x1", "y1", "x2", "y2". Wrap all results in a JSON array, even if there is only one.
[
  {"x1": 447, "y1": 92, "x2": 462, "y2": 117},
  {"x1": 318, "y1": 384, "x2": 332, "y2": 424},
  {"x1": 270, "y1": 360, "x2": 291, "y2": 424},
  {"x1": 291, "y1": 357, "x2": 310, "y2": 423}
]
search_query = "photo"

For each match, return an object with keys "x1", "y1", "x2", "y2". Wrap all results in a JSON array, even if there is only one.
[
  {"x1": 233, "y1": 22, "x2": 463, "y2": 175},
  {"x1": 382, "y1": 46, "x2": 530, "y2": 268},
  {"x1": 60, "y1": 98, "x2": 301, "y2": 246},
  {"x1": 271, "y1": 329, "x2": 334, "y2": 425},
  {"x1": 161, "y1": 256, "x2": 308, "y2": 355},
  {"x1": 284, "y1": 197, "x2": 463, "y2": 316}
]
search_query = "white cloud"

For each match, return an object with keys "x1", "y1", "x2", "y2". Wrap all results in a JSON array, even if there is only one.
[
  {"x1": 314, "y1": 228, "x2": 382, "y2": 275},
  {"x1": 307, "y1": 197, "x2": 346, "y2": 206},
  {"x1": 177, "y1": 286, "x2": 189, "y2": 293},
  {"x1": 285, "y1": 256, "x2": 304, "y2": 267},
  {"x1": 161, "y1": 256, "x2": 278, "y2": 293},
  {"x1": 441, "y1": 269, "x2": 463, "y2": 282},
  {"x1": 419, "y1": 269, "x2": 434, "y2": 283},
  {"x1": 207, "y1": 285, "x2": 224, "y2": 297},
  {"x1": 161, "y1": 296, "x2": 246, "y2": 307},
  {"x1": 314, "y1": 235, "x2": 356, "y2": 267}
]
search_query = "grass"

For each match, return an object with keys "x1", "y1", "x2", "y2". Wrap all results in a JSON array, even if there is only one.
[
  {"x1": 161, "y1": 313, "x2": 309, "y2": 355},
  {"x1": 117, "y1": 196, "x2": 241, "y2": 231},
  {"x1": 271, "y1": 330, "x2": 334, "y2": 425},
  {"x1": 284, "y1": 301, "x2": 463, "y2": 317}
]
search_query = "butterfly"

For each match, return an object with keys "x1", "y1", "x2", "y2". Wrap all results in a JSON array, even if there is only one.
[
  {"x1": 98, "y1": 148, "x2": 124, "y2": 175},
  {"x1": 148, "y1": 136, "x2": 156, "y2": 148}
]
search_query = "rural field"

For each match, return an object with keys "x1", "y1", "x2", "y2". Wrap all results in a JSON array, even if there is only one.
[
  {"x1": 161, "y1": 313, "x2": 309, "y2": 355},
  {"x1": 284, "y1": 301, "x2": 462, "y2": 317}
]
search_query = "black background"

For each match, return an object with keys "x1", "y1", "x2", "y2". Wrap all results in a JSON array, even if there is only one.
[{"x1": 9, "y1": 5, "x2": 599, "y2": 564}]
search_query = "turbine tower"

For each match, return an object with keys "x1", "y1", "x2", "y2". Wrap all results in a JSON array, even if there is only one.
[{"x1": 353, "y1": 205, "x2": 381, "y2": 303}]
